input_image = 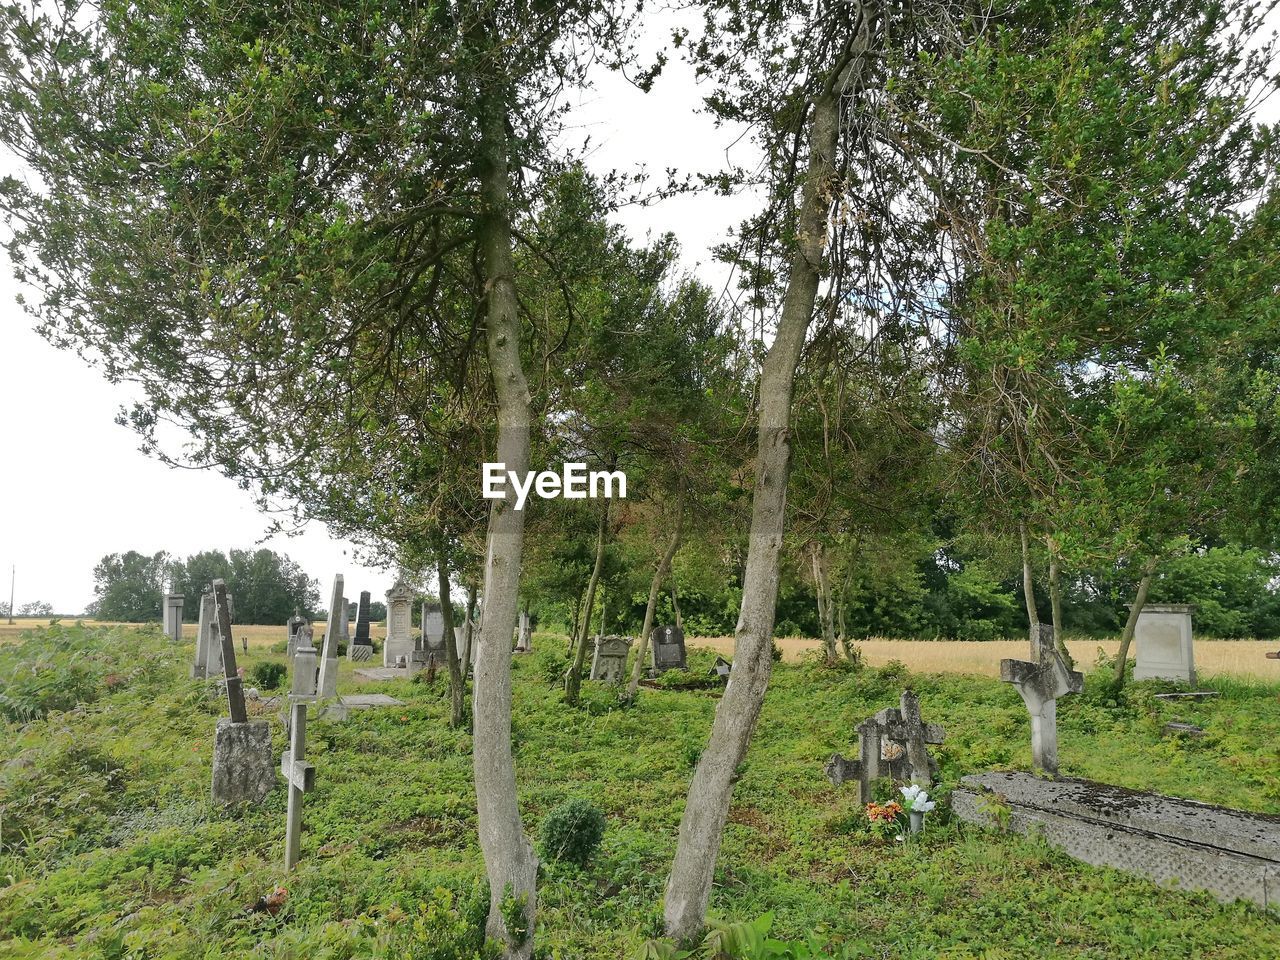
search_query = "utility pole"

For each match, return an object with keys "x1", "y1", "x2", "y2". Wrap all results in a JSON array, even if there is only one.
[{"x1": 8, "y1": 565, "x2": 13, "y2": 624}]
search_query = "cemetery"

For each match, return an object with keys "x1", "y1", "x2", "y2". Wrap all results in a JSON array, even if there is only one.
[{"x1": 2, "y1": 0, "x2": 1280, "y2": 957}]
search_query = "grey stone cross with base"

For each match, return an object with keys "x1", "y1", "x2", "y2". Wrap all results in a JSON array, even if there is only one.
[
  {"x1": 283, "y1": 635, "x2": 318, "y2": 870},
  {"x1": 1000, "y1": 623, "x2": 1083, "y2": 775},
  {"x1": 825, "y1": 689, "x2": 944, "y2": 802}
]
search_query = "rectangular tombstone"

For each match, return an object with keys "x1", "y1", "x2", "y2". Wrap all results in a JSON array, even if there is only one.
[
  {"x1": 212, "y1": 717, "x2": 276, "y2": 805},
  {"x1": 954, "y1": 771, "x2": 1280, "y2": 907},
  {"x1": 354, "y1": 591, "x2": 372, "y2": 645},
  {"x1": 287, "y1": 613, "x2": 307, "y2": 659},
  {"x1": 192, "y1": 591, "x2": 215, "y2": 679},
  {"x1": 316, "y1": 575, "x2": 344, "y2": 699},
  {"x1": 163, "y1": 593, "x2": 184, "y2": 642},
  {"x1": 650, "y1": 625, "x2": 687, "y2": 673},
  {"x1": 1134, "y1": 604, "x2": 1195, "y2": 684},
  {"x1": 590, "y1": 635, "x2": 631, "y2": 683},
  {"x1": 383, "y1": 581, "x2": 416, "y2": 668}
]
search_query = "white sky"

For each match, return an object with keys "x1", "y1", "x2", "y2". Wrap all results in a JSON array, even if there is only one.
[{"x1": 0, "y1": 10, "x2": 757, "y2": 615}]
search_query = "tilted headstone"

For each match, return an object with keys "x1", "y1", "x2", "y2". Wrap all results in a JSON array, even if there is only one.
[
  {"x1": 210, "y1": 579, "x2": 275, "y2": 805},
  {"x1": 1134, "y1": 603, "x2": 1196, "y2": 685},
  {"x1": 283, "y1": 632, "x2": 318, "y2": 869},
  {"x1": 316, "y1": 575, "x2": 345, "y2": 699},
  {"x1": 192, "y1": 591, "x2": 215, "y2": 679},
  {"x1": 354, "y1": 591, "x2": 372, "y2": 646},
  {"x1": 651, "y1": 624, "x2": 687, "y2": 674},
  {"x1": 709, "y1": 656, "x2": 732, "y2": 681},
  {"x1": 1001, "y1": 623, "x2": 1083, "y2": 775},
  {"x1": 383, "y1": 581, "x2": 415, "y2": 668},
  {"x1": 590, "y1": 635, "x2": 631, "y2": 683},
  {"x1": 163, "y1": 592, "x2": 184, "y2": 643},
  {"x1": 825, "y1": 690, "x2": 944, "y2": 802},
  {"x1": 339, "y1": 597, "x2": 350, "y2": 643}
]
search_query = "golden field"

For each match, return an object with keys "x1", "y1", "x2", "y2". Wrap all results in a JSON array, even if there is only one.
[{"x1": 4, "y1": 620, "x2": 1279, "y2": 680}]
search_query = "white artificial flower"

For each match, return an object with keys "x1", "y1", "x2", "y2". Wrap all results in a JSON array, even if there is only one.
[{"x1": 899, "y1": 784, "x2": 936, "y2": 813}]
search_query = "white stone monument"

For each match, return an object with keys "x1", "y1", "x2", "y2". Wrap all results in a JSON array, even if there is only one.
[
  {"x1": 316, "y1": 575, "x2": 344, "y2": 699},
  {"x1": 1134, "y1": 603, "x2": 1196, "y2": 684},
  {"x1": 383, "y1": 580, "x2": 415, "y2": 668}
]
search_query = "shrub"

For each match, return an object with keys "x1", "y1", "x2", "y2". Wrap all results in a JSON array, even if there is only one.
[
  {"x1": 250, "y1": 661, "x2": 287, "y2": 691},
  {"x1": 538, "y1": 798, "x2": 605, "y2": 866}
]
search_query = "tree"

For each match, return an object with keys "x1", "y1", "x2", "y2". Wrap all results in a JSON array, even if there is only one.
[
  {"x1": 17, "y1": 601, "x2": 52, "y2": 617},
  {"x1": 87, "y1": 551, "x2": 169, "y2": 622}
]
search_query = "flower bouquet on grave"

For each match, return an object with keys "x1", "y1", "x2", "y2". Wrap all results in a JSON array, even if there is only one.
[
  {"x1": 864, "y1": 800, "x2": 904, "y2": 842},
  {"x1": 899, "y1": 784, "x2": 937, "y2": 834}
]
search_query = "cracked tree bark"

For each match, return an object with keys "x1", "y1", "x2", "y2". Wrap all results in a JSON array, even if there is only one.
[{"x1": 627, "y1": 487, "x2": 685, "y2": 700}]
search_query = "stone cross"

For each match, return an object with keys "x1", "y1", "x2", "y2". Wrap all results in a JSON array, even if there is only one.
[
  {"x1": 287, "y1": 610, "x2": 307, "y2": 659},
  {"x1": 316, "y1": 574, "x2": 345, "y2": 699},
  {"x1": 283, "y1": 634, "x2": 318, "y2": 870},
  {"x1": 212, "y1": 579, "x2": 247, "y2": 723},
  {"x1": 826, "y1": 690, "x2": 944, "y2": 802},
  {"x1": 1001, "y1": 623, "x2": 1083, "y2": 775}
]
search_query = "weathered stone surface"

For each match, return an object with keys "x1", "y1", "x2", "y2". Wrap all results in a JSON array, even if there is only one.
[
  {"x1": 354, "y1": 666, "x2": 412, "y2": 681},
  {"x1": 1135, "y1": 604, "x2": 1196, "y2": 684},
  {"x1": 163, "y1": 593, "x2": 184, "y2": 643},
  {"x1": 192, "y1": 591, "x2": 216, "y2": 679},
  {"x1": 953, "y1": 771, "x2": 1280, "y2": 907},
  {"x1": 383, "y1": 581, "x2": 415, "y2": 668},
  {"x1": 211, "y1": 718, "x2": 276, "y2": 805},
  {"x1": 349, "y1": 643, "x2": 373, "y2": 663},
  {"x1": 590, "y1": 635, "x2": 631, "y2": 683},
  {"x1": 317, "y1": 693, "x2": 406, "y2": 722},
  {"x1": 826, "y1": 690, "x2": 944, "y2": 800},
  {"x1": 651, "y1": 625, "x2": 686, "y2": 673},
  {"x1": 286, "y1": 612, "x2": 307, "y2": 659},
  {"x1": 1000, "y1": 623, "x2": 1082, "y2": 775}
]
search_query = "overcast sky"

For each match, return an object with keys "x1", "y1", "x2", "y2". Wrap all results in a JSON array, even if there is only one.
[{"x1": 0, "y1": 10, "x2": 757, "y2": 615}]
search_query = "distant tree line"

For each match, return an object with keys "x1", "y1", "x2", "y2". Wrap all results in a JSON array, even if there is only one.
[{"x1": 86, "y1": 549, "x2": 320, "y2": 624}]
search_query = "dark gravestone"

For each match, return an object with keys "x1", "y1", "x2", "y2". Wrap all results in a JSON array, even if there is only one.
[
  {"x1": 651, "y1": 625, "x2": 687, "y2": 674},
  {"x1": 354, "y1": 591, "x2": 372, "y2": 646}
]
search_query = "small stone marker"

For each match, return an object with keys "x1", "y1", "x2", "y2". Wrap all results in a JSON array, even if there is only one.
[
  {"x1": 316, "y1": 575, "x2": 345, "y2": 699},
  {"x1": 287, "y1": 611, "x2": 307, "y2": 659},
  {"x1": 283, "y1": 631, "x2": 317, "y2": 869},
  {"x1": 1134, "y1": 603, "x2": 1196, "y2": 684},
  {"x1": 709, "y1": 656, "x2": 732, "y2": 682},
  {"x1": 210, "y1": 579, "x2": 275, "y2": 805},
  {"x1": 516, "y1": 610, "x2": 532, "y2": 653},
  {"x1": 1001, "y1": 623, "x2": 1083, "y2": 775},
  {"x1": 825, "y1": 690, "x2": 944, "y2": 801},
  {"x1": 383, "y1": 580, "x2": 415, "y2": 668},
  {"x1": 163, "y1": 591, "x2": 184, "y2": 643},
  {"x1": 651, "y1": 624, "x2": 687, "y2": 674},
  {"x1": 589, "y1": 635, "x2": 631, "y2": 683}
]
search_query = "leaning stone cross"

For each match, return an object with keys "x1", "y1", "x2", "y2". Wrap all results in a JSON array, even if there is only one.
[
  {"x1": 1001, "y1": 623, "x2": 1083, "y2": 775},
  {"x1": 827, "y1": 690, "x2": 944, "y2": 802},
  {"x1": 283, "y1": 634, "x2": 318, "y2": 870},
  {"x1": 212, "y1": 579, "x2": 247, "y2": 723}
]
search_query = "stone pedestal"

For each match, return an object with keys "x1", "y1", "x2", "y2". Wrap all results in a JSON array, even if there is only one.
[
  {"x1": 163, "y1": 593, "x2": 184, "y2": 643},
  {"x1": 1134, "y1": 603, "x2": 1196, "y2": 684},
  {"x1": 211, "y1": 718, "x2": 276, "y2": 805}
]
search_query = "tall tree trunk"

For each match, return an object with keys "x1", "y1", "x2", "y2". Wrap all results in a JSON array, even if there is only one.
[
  {"x1": 1019, "y1": 522, "x2": 1039, "y2": 649},
  {"x1": 627, "y1": 488, "x2": 685, "y2": 700},
  {"x1": 811, "y1": 542, "x2": 837, "y2": 664},
  {"x1": 436, "y1": 539, "x2": 466, "y2": 728},
  {"x1": 1111, "y1": 556, "x2": 1159, "y2": 690},
  {"x1": 462, "y1": 583, "x2": 477, "y2": 679},
  {"x1": 565, "y1": 501, "x2": 608, "y2": 706},
  {"x1": 568, "y1": 585, "x2": 585, "y2": 655},
  {"x1": 1046, "y1": 540, "x2": 1073, "y2": 668},
  {"x1": 473, "y1": 76, "x2": 537, "y2": 959},
  {"x1": 670, "y1": 580, "x2": 683, "y2": 631},
  {"x1": 662, "y1": 20, "x2": 870, "y2": 938}
]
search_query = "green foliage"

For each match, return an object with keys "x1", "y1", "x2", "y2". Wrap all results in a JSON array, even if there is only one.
[
  {"x1": 538, "y1": 798, "x2": 606, "y2": 867},
  {"x1": 86, "y1": 551, "x2": 168, "y2": 621},
  {"x1": 249, "y1": 661, "x2": 287, "y2": 691}
]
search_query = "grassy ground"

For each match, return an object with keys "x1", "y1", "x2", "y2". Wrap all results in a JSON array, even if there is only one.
[{"x1": 2, "y1": 623, "x2": 1279, "y2": 958}]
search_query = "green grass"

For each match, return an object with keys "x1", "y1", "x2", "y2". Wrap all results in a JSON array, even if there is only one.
[{"x1": 1, "y1": 624, "x2": 1279, "y2": 958}]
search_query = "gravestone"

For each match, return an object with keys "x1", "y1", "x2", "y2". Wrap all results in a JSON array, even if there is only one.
[
  {"x1": 419, "y1": 601, "x2": 448, "y2": 672},
  {"x1": 191, "y1": 591, "x2": 216, "y2": 679},
  {"x1": 709, "y1": 656, "x2": 732, "y2": 682},
  {"x1": 354, "y1": 591, "x2": 372, "y2": 646},
  {"x1": 651, "y1": 625, "x2": 687, "y2": 674},
  {"x1": 283, "y1": 629, "x2": 318, "y2": 869},
  {"x1": 286, "y1": 611, "x2": 307, "y2": 659},
  {"x1": 209, "y1": 579, "x2": 275, "y2": 805},
  {"x1": 590, "y1": 635, "x2": 631, "y2": 683},
  {"x1": 954, "y1": 771, "x2": 1280, "y2": 907},
  {"x1": 339, "y1": 597, "x2": 350, "y2": 643},
  {"x1": 163, "y1": 591, "x2": 184, "y2": 643},
  {"x1": 383, "y1": 581, "x2": 415, "y2": 668},
  {"x1": 1134, "y1": 603, "x2": 1196, "y2": 685},
  {"x1": 825, "y1": 690, "x2": 944, "y2": 802},
  {"x1": 316, "y1": 575, "x2": 345, "y2": 699},
  {"x1": 1001, "y1": 623, "x2": 1083, "y2": 775}
]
